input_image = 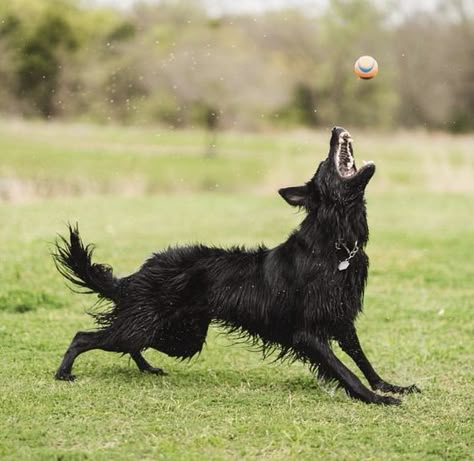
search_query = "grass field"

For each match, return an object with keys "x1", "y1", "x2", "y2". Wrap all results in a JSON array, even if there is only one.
[
  {"x1": 0, "y1": 120, "x2": 473, "y2": 460},
  {"x1": 1, "y1": 119, "x2": 473, "y2": 201}
]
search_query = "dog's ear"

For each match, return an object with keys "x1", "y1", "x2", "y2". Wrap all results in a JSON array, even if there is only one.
[{"x1": 278, "y1": 185, "x2": 308, "y2": 207}]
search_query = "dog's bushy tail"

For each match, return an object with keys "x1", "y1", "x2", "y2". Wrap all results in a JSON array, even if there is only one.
[{"x1": 53, "y1": 224, "x2": 119, "y2": 302}]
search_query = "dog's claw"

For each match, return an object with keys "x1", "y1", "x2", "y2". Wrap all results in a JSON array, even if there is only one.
[{"x1": 405, "y1": 384, "x2": 421, "y2": 394}]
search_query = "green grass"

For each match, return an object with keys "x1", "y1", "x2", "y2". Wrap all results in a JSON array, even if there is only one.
[
  {"x1": 0, "y1": 120, "x2": 473, "y2": 459},
  {"x1": 0, "y1": 192, "x2": 473, "y2": 460}
]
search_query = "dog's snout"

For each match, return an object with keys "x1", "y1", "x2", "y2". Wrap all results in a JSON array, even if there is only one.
[{"x1": 330, "y1": 126, "x2": 346, "y2": 146}]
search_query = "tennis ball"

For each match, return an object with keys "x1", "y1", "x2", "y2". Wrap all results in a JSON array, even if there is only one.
[{"x1": 354, "y1": 55, "x2": 378, "y2": 80}]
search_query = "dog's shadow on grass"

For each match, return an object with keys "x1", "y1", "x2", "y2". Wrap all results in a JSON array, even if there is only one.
[{"x1": 91, "y1": 362, "x2": 325, "y2": 396}]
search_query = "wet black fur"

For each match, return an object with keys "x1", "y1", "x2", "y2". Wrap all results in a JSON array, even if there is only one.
[{"x1": 53, "y1": 127, "x2": 420, "y2": 404}]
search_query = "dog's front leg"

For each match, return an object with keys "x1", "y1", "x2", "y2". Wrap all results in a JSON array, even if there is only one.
[
  {"x1": 336, "y1": 325, "x2": 421, "y2": 395},
  {"x1": 293, "y1": 333, "x2": 401, "y2": 405}
]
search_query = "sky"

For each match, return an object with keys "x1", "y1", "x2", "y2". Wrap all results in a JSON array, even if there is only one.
[{"x1": 87, "y1": 0, "x2": 441, "y2": 16}]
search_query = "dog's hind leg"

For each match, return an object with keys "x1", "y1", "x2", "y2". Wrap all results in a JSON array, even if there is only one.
[
  {"x1": 294, "y1": 333, "x2": 401, "y2": 405},
  {"x1": 130, "y1": 351, "x2": 167, "y2": 376},
  {"x1": 336, "y1": 325, "x2": 421, "y2": 395},
  {"x1": 55, "y1": 330, "x2": 110, "y2": 381}
]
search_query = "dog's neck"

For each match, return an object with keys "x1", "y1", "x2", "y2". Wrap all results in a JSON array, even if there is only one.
[{"x1": 297, "y1": 200, "x2": 369, "y2": 252}]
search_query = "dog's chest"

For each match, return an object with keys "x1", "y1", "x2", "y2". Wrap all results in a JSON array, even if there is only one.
[{"x1": 299, "y1": 251, "x2": 368, "y2": 318}]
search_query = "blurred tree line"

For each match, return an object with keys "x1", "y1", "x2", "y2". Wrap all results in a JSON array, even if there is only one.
[{"x1": 0, "y1": 0, "x2": 472, "y2": 132}]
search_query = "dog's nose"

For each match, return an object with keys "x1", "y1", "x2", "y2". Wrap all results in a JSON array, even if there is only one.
[{"x1": 330, "y1": 126, "x2": 346, "y2": 146}]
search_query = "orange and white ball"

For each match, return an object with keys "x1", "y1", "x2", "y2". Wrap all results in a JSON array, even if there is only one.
[{"x1": 354, "y1": 56, "x2": 378, "y2": 80}]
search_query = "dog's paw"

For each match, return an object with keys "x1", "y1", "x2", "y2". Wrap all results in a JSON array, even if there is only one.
[
  {"x1": 144, "y1": 367, "x2": 167, "y2": 376},
  {"x1": 374, "y1": 382, "x2": 421, "y2": 395},
  {"x1": 55, "y1": 372, "x2": 76, "y2": 381},
  {"x1": 376, "y1": 395, "x2": 402, "y2": 406},
  {"x1": 404, "y1": 384, "x2": 421, "y2": 394}
]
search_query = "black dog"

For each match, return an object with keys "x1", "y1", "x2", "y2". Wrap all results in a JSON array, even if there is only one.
[{"x1": 53, "y1": 126, "x2": 420, "y2": 405}]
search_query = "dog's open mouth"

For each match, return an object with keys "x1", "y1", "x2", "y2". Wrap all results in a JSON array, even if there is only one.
[{"x1": 335, "y1": 131, "x2": 374, "y2": 179}]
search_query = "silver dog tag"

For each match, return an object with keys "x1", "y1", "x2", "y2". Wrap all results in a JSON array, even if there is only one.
[{"x1": 338, "y1": 260, "x2": 350, "y2": 271}]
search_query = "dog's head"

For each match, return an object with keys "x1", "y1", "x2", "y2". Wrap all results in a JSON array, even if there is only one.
[{"x1": 279, "y1": 126, "x2": 375, "y2": 209}]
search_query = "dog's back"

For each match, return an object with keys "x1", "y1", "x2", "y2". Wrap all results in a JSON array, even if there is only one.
[{"x1": 110, "y1": 243, "x2": 296, "y2": 357}]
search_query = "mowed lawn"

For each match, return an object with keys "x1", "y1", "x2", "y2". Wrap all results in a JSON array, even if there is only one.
[{"x1": 0, "y1": 120, "x2": 473, "y2": 460}]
